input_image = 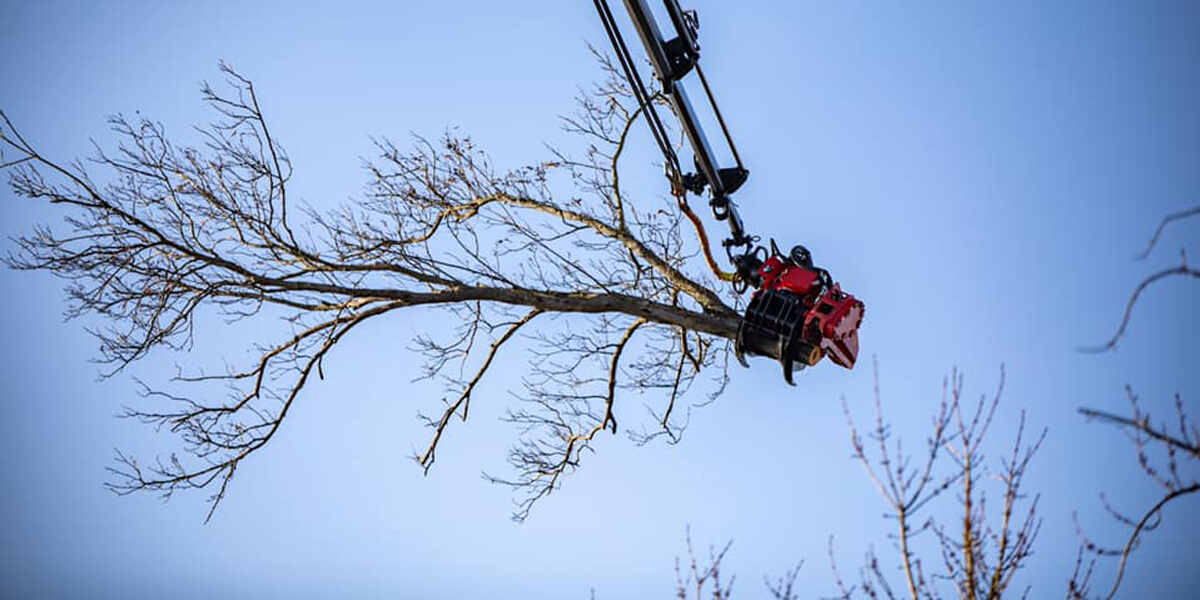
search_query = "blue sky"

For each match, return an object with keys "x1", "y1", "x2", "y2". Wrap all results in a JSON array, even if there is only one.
[{"x1": 1, "y1": 1, "x2": 1197, "y2": 597}]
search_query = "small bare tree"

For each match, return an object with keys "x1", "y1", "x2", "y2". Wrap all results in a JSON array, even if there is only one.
[
  {"x1": 587, "y1": 528, "x2": 748, "y2": 600},
  {"x1": 628, "y1": 365, "x2": 1043, "y2": 599},
  {"x1": 832, "y1": 362, "x2": 1045, "y2": 600},
  {"x1": 1073, "y1": 206, "x2": 1199, "y2": 599},
  {"x1": 0, "y1": 57, "x2": 743, "y2": 521},
  {"x1": 672, "y1": 529, "x2": 737, "y2": 600}
]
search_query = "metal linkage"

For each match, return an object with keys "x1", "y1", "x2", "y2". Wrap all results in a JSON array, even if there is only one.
[
  {"x1": 592, "y1": 0, "x2": 763, "y2": 287},
  {"x1": 592, "y1": 0, "x2": 683, "y2": 183}
]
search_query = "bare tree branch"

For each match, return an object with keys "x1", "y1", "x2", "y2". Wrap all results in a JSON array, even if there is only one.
[
  {"x1": 841, "y1": 363, "x2": 1043, "y2": 600},
  {"x1": 673, "y1": 527, "x2": 736, "y2": 600},
  {"x1": 0, "y1": 58, "x2": 742, "y2": 521},
  {"x1": 1083, "y1": 202, "x2": 1197, "y2": 352},
  {"x1": 1098, "y1": 483, "x2": 1200, "y2": 600},
  {"x1": 1134, "y1": 205, "x2": 1199, "y2": 260},
  {"x1": 1080, "y1": 252, "x2": 1198, "y2": 352},
  {"x1": 1077, "y1": 387, "x2": 1200, "y2": 599},
  {"x1": 416, "y1": 308, "x2": 543, "y2": 473},
  {"x1": 764, "y1": 559, "x2": 804, "y2": 600}
]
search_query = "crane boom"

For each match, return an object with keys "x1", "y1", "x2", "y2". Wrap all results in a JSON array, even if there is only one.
[
  {"x1": 590, "y1": 0, "x2": 866, "y2": 380},
  {"x1": 620, "y1": 0, "x2": 740, "y2": 194},
  {"x1": 594, "y1": 0, "x2": 754, "y2": 259}
]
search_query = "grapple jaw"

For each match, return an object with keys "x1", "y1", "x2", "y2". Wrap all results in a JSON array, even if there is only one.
[
  {"x1": 735, "y1": 289, "x2": 825, "y2": 385},
  {"x1": 734, "y1": 256, "x2": 864, "y2": 383}
]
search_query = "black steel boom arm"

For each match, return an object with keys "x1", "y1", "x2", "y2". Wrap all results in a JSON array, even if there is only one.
[{"x1": 594, "y1": 0, "x2": 757, "y2": 261}]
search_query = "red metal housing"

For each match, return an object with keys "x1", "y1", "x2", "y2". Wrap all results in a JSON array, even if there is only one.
[{"x1": 737, "y1": 254, "x2": 864, "y2": 377}]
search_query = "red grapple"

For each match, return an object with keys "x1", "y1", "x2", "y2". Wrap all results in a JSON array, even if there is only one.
[{"x1": 735, "y1": 254, "x2": 864, "y2": 382}]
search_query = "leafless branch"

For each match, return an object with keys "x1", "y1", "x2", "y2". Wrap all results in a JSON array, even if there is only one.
[
  {"x1": 1, "y1": 57, "x2": 742, "y2": 521},
  {"x1": 1064, "y1": 543, "x2": 1096, "y2": 600},
  {"x1": 841, "y1": 363, "x2": 1043, "y2": 599},
  {"x1": 1080, "y1": 253, "x2": 1198, "y2": 352},
  {"x1": 1083, "y1": 204, "x2": 1197, "y2": 352},
  {"x1": 765, "y1": 559, "x2": 804, "y2": 600},
  {"x1": 1134, "y1": 205, "x2": 1199, "y2": 260},
  {"x1": 1076, "y1": 387, "x2": 1199, "y2": 599},
  {"x1": 674, "y1": 527, "x2": 736, "y2": 600}
]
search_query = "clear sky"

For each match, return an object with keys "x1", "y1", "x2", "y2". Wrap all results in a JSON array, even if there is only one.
[{"x1": 1, "y1": 1, "x2": 1197, "y2": 598}]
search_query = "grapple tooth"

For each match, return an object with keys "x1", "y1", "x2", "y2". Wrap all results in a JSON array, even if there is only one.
[
  {"x1": 734, "y1": 318, "x2": 750, "y2": 368},
  {"x1": 781, "y1": 355, "x2": 795, "y2": 386}
]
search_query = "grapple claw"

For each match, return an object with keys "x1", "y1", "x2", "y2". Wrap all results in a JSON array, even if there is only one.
[
  {"x1": 734, "y1": 319, "x2": 750, "y2": 368},
  {"x1": 781, "y1": 355, "x2": 796, "y2": 386},
  {"x1": 734, "y1": 251, "x2": 864, "y2": 381}
]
